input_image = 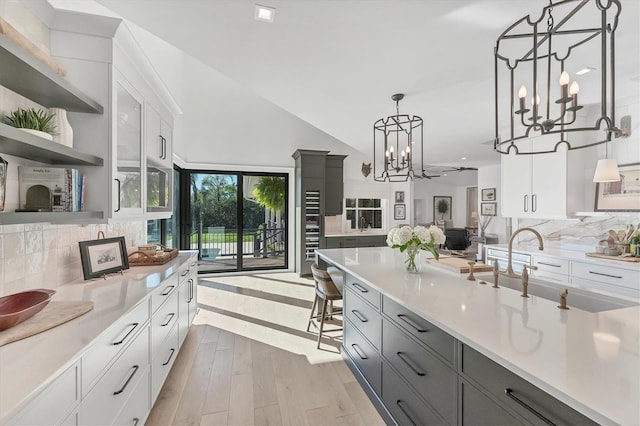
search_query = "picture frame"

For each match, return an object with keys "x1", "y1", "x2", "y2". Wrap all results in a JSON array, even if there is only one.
[
  {"x1": 595, "y1": 162, "x2": 640, "y2": 212},
  {"x1": 481, "y1": 188, "x2": 496, "y2": 201},
  {"x1": 433, "y1": 196, "x2": 452, "y2": 221},
  {"x1": 395, "y1": 191, "x2": 405, "y2": 203},
  {"x1": 481, "y1": 202, "x2": 497, "y2": 216},
  {"x1": 78, "y1": 236, "x2": 129, "y2": 280},
  {"x1": 394, "y1": 203, "x2": 406, "y2": 220}
]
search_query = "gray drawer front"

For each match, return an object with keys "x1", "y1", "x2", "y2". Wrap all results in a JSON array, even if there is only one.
[
  {"x1": 460, "y1": 379, "x2": 522, "y2": 426},
  {"x1": 345, "y1": 275, "x2": 380, "y2": 309},
  {"x1": 345, "y1": 288, "x2": 381, "y2": 350},
  {"x1": 383, "y1": 295, "x2": 455, "y2": 364},
  {"x1": 383, "y1": 321, "x2": 456, "y2": 424},
  {"x1": 461, "y1": 345, "x2": 598, "y2": 426},
  {"x1": 344, "y1": 319, "x2": 381, "y2": 395},
  {"x1": 382, "y1": 364, "x2": 443, "y2": 426}
]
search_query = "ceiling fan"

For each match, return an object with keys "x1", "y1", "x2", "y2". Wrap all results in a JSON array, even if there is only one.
[{"x1": 419, "y1": 165, "x2": 478, "y2": 179}]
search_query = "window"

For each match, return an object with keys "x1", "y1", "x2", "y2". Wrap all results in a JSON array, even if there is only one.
[{"x1": 345, "y1": 198, "x2": 384, "y2": 230}]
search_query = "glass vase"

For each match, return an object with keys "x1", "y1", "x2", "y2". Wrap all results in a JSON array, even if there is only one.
[{"x1": 405, "y1": 245, "x2": 421, "y2": 273}]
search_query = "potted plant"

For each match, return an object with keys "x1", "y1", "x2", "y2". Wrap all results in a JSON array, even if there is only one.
[{"x1": 4, "y1": 107, "x2": 57, "y2": 140}]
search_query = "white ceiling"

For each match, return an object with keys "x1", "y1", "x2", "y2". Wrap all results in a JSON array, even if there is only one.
[{"x1": 94, "y1": 0, "x2": 639, "y2": 169}]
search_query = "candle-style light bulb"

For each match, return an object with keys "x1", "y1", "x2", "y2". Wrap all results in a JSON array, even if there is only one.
[
  {"x1": 518, "y1": 85, "x2": 527, "y2": 99},
  {"x1": 406, "y1": 146, "x2": 410, "y2": 154},
  {"x1": 559, "y1": 71, "x2": 570, "y2": 86},
  {"x1": 389, "y1": 146, "x2": 394, "y2": 153},
  {"x1": 401, "y1": 149, "x2": 405, "y2": 159},
  {"x1": 569, "y1": 81, "x2": 580, "y2": 95},
  {"x1": 531, "y1": 94, "x2": 540, "y2": 106},
  {"x1": 385, "y1": 149, "x2": 389, "y2": 158}
]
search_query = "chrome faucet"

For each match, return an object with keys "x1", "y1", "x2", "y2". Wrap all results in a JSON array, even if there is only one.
[
  {"x1": 504, "y1": 227, "x2": 544, "y2": 277},
  {"x1": 360, "y1": 216, "x2": 366, "y2": 232}
]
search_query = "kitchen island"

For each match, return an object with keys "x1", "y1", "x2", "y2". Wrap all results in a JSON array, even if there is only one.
[{"x1": 316, "y1": 247, "x2": 639, "y2": 425}]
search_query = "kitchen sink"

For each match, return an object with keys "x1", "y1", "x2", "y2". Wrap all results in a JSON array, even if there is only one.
[{"x1": 479, "y1": 274, "x2": 638, "y2": 312}]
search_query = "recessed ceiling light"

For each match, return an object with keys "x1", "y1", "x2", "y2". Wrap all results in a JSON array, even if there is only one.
[
  {"x1": 576, "y1": 67, "x2": 595, "y2": 76},
  {"x1": 255, "y1": 4, "x2": 275, "y2": 23},
  {"x1": 461, "y1": 157, "x2": 467, "y2": 160}
]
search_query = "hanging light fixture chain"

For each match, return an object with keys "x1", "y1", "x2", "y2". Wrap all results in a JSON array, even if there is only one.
[{"x1": 547, "y1": 1, "x2": 554, "y2": 33}]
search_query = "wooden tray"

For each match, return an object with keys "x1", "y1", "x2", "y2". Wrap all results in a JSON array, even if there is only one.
[
  {"x1": 128, "y1": 246, "x2": 179, "y2": 266},
  {"x1": 427, "y1": 257, "x2": 494, "y2": 273},
  {"x1": 586, "y1": 252, "x2": 640, "y2": 263}
]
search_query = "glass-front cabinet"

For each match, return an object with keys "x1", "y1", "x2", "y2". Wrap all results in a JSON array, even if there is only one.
[
  {"x1": 145, "y1": 103, "x2": 173, "y2": 215},
  {"x1": 113, "y1": 75, "x2": 144, "y2": 216}
]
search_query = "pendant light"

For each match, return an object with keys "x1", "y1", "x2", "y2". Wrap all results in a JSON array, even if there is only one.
[{"x1": 593, "y1": 142, "x2": 620, "y2": 182}]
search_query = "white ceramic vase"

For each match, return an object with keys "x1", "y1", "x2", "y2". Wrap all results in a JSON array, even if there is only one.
[
  {"x1": 20, "y1": 128, "x2": 53, "y2": 140},
  {"x1": 49, "y1": 108, "x2": 73, "y2": 148}
]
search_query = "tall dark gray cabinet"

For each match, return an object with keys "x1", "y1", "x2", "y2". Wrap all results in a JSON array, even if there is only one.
[{"x1": 292, "y1": 149, "x2": 346, "y2": 276}]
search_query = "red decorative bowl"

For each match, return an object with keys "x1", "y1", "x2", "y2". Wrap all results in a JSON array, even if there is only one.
[{"x1": 0, "y1": 289, "x2": 56, "y2": 331}]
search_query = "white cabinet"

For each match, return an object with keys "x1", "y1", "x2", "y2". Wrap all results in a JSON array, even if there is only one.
[
  {"x1": 145, "y1": 104, "x2": 173, "y2": 216},
  {"x1": 178, "y1": 256, "x2": 198, "y2": 346},
  {"x1": 571, "y1": 260, "x2": 640, "y2": 299}
]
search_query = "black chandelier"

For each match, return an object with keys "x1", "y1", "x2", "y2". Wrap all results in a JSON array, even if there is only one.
[
  {"x1": 373, "y1": 93, "x2": 425, "y2": 182},
  {"x1": 494, "y1": 0, "x2": 624, "y2": 156}
]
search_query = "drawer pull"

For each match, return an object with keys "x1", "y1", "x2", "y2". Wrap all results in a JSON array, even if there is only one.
[
  {"x1": 396, "y1": 351, "x2": 425, "y2": 376},
  {"x1": 589, "y1": 271, "x2": 622, "y2": 279},
  {"x1": 351, "y1": 309, "x2": 368, "y2": 323},
  {"x1": 162, "y1": 348, "x2": 176, "y2": 366},
  {"x1": 188, "y1": 279, "x2": 194, "y2": 302},
  {"x1": 133, "y1": 418, "x2": 139, "y2": 426},
  {"x1": 161, "y1": 312, "x2": 175, "y2": 327},
  {"x1": 397, "y1": 314, "x2": 427, "y2": 333},
  {"x1": 161, "y1": 285, "x2": 175, "y2": 296},
  {"x1": 505, "y1": 388, "x2": 556, "y2": 426},
  {"x1": 181, "y1": 270, "x2": 190, "y2": 277},
  {"x1": 351, "y1": 343, "x2": 368, "y2": 360},
  {"x1": 351, "y1": 282, "x2": 369, "y2": 293},
  {"x1": 113, "y1": 365, "x2": 139, "y2": 395},
  {"x1": 538, "y1": 262, "x2": 561, "y2": 268},
  {"x1": 396, "y1": 400, "x2": 418, "y2": 426},
  {"x1": 190, "y1": 261, "x2": 197, "y2": 267},
  {"x1": 112, "y1": 323, "x2": 139, "y2": 346}
]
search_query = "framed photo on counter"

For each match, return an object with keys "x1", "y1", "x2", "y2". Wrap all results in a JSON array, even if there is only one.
[
  {"x1": 79, "y1": 236, "x2": 130, "y2": 280},
  {"x1": 394, "y1": 204, "x2": 406, "y2": 220}
]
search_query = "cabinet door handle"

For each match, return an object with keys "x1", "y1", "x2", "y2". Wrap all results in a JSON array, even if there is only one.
[
  {"x1": 114, "y1": 178, "x2": 121, "y2": 212},
  {"x1": 397, "y1": 314, "x2": 428, "y2": 333},
  {"x1": 351, "y1": 343, "x2": 368, "y2": 360},
  {"x1": 351, "y1": 309, "x2": 368, "y2": 323},
  {"x1": 589, "y1": 271, "x2": 622, "y2": 279},
  {"x1": 396, "y1": 351, "x2": 425, "y2": 376},
  {"x1": 505, "y1": 388, "x2": 556, "y2": 426},
  {"x1": 132, "y1": 418, "x2": 139, "y2": 426},
  {"x1": 523, "y1": 195, "x2": 528, "y2": 212},
  {"x1": 113, "y1": 365, "x2": 139, "y2": 395},
  {"x1": 190, "y1": 261, "x2": 197, "y2": 267},
  {"x1": 181, "y1": 270, "x2": 190, "y2": 277},
  {"x1": 538, "y1": 262, "x2": 561, "y2": 268},
  {"x1": 112, "y1": 323, "x2": 139, "y2": 346},
  {"x1": 188, "y1": 278, "x2": 194, "y2": 302},
  {"x1": 161, "y1": 312, "x2": 175, "y2": 327},
  {"x1": 396, "y1": 400, "x2": 418, "y2": 426},
  {"x1": 351, "y1": 282, "x2": 369, "y2": 293},
  {"x1": 161, "y1": 285, "x2": 175, "y2": 296},
  {"x1": 162, "y1": 348, "x2": 176, "y2": 366},
  {"x1": 532, "y1": 194, "x2": 537, "y2": 212}
]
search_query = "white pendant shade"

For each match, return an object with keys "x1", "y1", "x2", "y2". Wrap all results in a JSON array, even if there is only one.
[{"x1": 593, "y1": 159, "x2": 621, "y2": 182}]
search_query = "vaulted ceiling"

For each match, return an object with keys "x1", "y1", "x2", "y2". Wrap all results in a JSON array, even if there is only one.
[{"x1": 95, "y1": 0, "x2": 639, "y2": 168}]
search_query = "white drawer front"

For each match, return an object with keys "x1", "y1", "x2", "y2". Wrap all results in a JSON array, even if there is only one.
[
  {"x1": 151, "y1": 289, "x2": 179, "y2": 353},
  {"x1": 151, "y1": 322, "x2": 179, "y2": 402},
  {"x1": 571, "y1": 261, "x2": 640, "y2": 291},
  {"x1": 10, "y1": 362, "x2": 79, "y2": 426},
  {"x1": 81, "y1": 326, "x2": 150, "y2": 426},
  {"x1": 82, "y1": 300, "x2": 150, "y2": 395},
  {"x1": 113, "y1": 367, "x2": 150, "y2": 426},
  {"x1": 151, "y1": 274, "x2": 179, "y2": 314},
  {"x1": 533, "y1": 256, "x2": 569, "y2": 275},
  {"x1": 531, "y1": 268, "x2": 569, "y2": 285}
]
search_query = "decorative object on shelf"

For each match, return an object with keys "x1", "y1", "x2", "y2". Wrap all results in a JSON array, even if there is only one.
[
  {"x1": 0, "y1": 156, "x2": 7, "y2": 212},
  {"x1": 433, "y1": 195, "x2": 452, "y2": 221},
  {"x1": 4, "y1": 107, "x2": 56, "y2": 140},
  {"x1": 78, "y1": 236, "x2": 130, "y2": 280},
  {"x1": 49, "y1": 108, "x2": 73, "y2": 148},
  {"x1": 594, "y1": 163, "x2": 640, "y2": 212},
  {"x1": 394, "y1": 203, "x2": 406, "y2": 220},
  {"x1": 387, "y1": 225, "x2": 446, "y2": 273},
  {"x1": 481, "y1": 188, "x2": 496, "y2": 202},
  {"x1": 373, "y1": 93, "x2": 424, "y2": 182},
  {"x1": 361, "y1": 162, "x2": 371, "y2": 178},
  {"x1": 395, "y1": 191, "x2": 404, "y2": 203},
  {"x1": 494, "y1": 0, "x2": 629, "y2": 156},
  {"x1": 481, "y1": 202, "x2": 497, "y2": 216}
]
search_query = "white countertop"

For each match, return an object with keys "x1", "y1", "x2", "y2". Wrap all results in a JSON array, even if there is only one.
[
  {"x1": 487, "y1": 243, "x2": 640, "y2": 271},
  {"x1": 316, "y1": 247, "x2": 640, "y2": 425},
  {"x1": 0, "y1": 251, "x2": 197, "y2": 421},
  {"x1": 325, "y1": 231, "x2": 387, "y2": 237}
]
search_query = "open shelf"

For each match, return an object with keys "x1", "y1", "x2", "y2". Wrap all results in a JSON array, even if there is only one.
[
  {"x1": 0, "y1": 36, "x2": 103, "y2": 114},
  {"x1": 0, "y1": 211, "x2": 104, "y2": 225},
  {"x1": 0, "y1": 123, "x2": 103, "y2": 166}
]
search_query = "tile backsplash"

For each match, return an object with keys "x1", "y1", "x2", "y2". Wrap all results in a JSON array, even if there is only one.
[{"x1": 0, "y1": 221, "x2": 145, "y2": 296}]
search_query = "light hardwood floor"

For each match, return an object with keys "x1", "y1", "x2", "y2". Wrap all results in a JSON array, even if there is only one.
[{"x1": 146, "y1": 273, "x2": 385, "y2": 426}]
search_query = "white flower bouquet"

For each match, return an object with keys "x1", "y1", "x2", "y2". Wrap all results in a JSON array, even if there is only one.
[{"x1": 387, "y1": 225, "x2": 446, "y2": 272}]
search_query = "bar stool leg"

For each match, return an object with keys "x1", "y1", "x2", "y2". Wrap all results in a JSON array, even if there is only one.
[
  {"x1": 307, "y1": 293, "x2": 319, "y2": 332},
  {"x1": 317, "y1": 298, "x2": 328, "y2": 349}
]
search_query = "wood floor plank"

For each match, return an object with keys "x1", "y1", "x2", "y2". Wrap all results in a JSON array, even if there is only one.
[
  {"x1": 199, "y1": 410, "x2": 228, "y2": 426},
  {"x1": 343, "y1": 381, "x2": 386, "y2": 426},
  {"x1": 227, "y1": 373, "x2": 254, "y2": 426},
  {"x1": 201, "y1": 325, "x2": 221, "y2": 344},
  {"x1": 331, "y1": 358, "x2": 357, "y2": 385},
  {"x1": 272, "y1": 350, "x2": 309, "y2": 426},
  {"x1": 202, "y1": 348, "x2": 234, "y2": 415},
  {"x1": 193, "y1": 341, "x2": 218, "y2": 366},
  {"x1": 335, "y1": 412, "x2": 366, "y2": 426},
  {"x1": 305, "y1": 406, "x2": 335, "y2": 426},
  {"x1": 173, "y1": 361, "x2": 214, "y2": 426},
  {"x1": 315, "y1": 362, "x2": 358, "y2": 418},
  {"x1": 254, "y1": 404, "x2": 282, "y2": 426},
  {"x1": 216, "y1": 329, "x2": 235, "y2": 351},
  {"x1": 231, "y1": 334, "x2": 252, "y2": 376},
  {"x1": 251, "y1": 340, "x2": 279, "y2": 408}
]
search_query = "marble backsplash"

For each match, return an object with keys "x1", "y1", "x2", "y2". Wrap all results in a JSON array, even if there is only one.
[
  {"x1": 0, "y1": 221, "x2": 145, "y2": 296},
  {"x1": 516, "y1": 213, "x2": 640, "y2": 250}
]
